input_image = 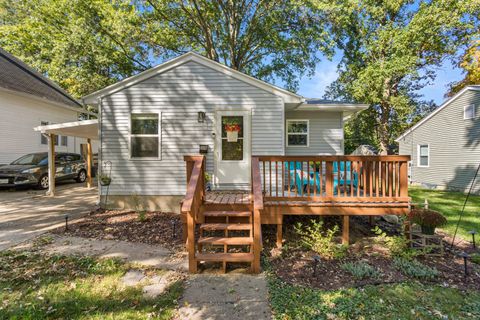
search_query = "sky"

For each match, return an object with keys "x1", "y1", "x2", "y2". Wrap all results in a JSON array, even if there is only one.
[{"x1": 294, "y1": 53, "x2": 465, "y2": 105}]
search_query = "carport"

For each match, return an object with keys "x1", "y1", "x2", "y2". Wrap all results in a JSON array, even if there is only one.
[{"x1": 34, "y1": 119, "x2": 99, "y2": 196}]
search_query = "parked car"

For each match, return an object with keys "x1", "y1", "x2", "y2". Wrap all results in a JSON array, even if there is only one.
[{"x1": 0, "y1": 152, "x2": 87, "y2": 189}]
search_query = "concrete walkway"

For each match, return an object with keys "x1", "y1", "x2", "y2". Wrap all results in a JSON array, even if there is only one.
[
  {"x1": 0, "y1": 185, "x2": 97, "y2": 250},
  {"x1": 178, "y1": 274, "x2": 272, "y2": 320}
]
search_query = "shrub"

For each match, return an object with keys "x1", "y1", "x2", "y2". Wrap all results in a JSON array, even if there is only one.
[
  {"x1": 138, "y1": 210, "x2": 147, "y2": 222},
  {"x1": 294, "y1": 219, "x2": 348, "y2": 259},
  {"x1": 372, "y1": 226, "x2": 419, "y2": 260},
  {"x1": 341, "y1": 261, "x2": 380, "y2": 280},
  {"x1": 408, "y1": 209, "x2": 447, "y2": 228},
  {"x1": 393, "y1": 257, "x2": 438, "y2": 279}
]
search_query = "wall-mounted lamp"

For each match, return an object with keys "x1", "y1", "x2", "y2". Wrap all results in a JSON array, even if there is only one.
[
  {"x1": 199, "y1": 145, "x2": 208, "y2": 154},
  {"x1": 198, "y1": 111, "x2": 206, "y2": 123}
]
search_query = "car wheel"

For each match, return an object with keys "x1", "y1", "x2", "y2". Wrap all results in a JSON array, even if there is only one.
[
  {"x1": 76, "y1": 169, "x2": 87, "y2": 183},
  {"x1": 38, "y1": 174, "x2": 49, "y2": 190}
]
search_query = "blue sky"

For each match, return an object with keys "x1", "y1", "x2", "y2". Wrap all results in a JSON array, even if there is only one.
[{"x1": 295, "y1": 53, "x2": 464, "y2": 105}]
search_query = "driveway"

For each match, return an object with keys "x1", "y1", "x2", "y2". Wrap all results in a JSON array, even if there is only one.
[{"x1": 0, "y1": 183, "x2": 98, "y2": 250}]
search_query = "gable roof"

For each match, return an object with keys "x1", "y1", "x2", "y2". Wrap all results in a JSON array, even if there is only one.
[
  {"x1": 82, "y1": 52, "x2": 304, "y2": 104},
  {"x1": 0, "y1": 47, "x2": 82, "y2": 108},
  {"x1": 395, "y1": 85, "x2": 480, "y2": 142}
]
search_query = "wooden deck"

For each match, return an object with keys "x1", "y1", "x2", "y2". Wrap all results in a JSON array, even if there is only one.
[{"x1": 182, "y1": 155, "x2": 411, "y2": 274}]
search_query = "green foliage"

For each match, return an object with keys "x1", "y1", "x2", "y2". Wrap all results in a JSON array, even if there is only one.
[
  {"x1": 138, "y1": 210, "x2": 147, "y2": 222},
  {"x1": 372, "y1": 226, "x2": 419, "y2": 260},
  {"x1": 393, "y1": 257, "x2": 438, "y2": 280},
  {"x1": 0, "y1": 251, "x2": 182, "y2": 319},
  {"x1": 341, "y1": 261, "x2": 380, "y2": 280},
  {"x1": 316, "y1": 0, "x2": 474, "y2": 153},
  {"x1": 471, "y1": 253, "x2": 480, "y2": 265},
  {"x1": 294, "y1": 219, "x2": 347, "y2": 259}
]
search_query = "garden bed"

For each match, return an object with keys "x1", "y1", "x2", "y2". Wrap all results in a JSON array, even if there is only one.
[
  {"x1": 52, "y1": 209, "x2": 184, "y2": 250},
  {"x1": 264, "y1": 216, "x2": 480, "y2": 291}
]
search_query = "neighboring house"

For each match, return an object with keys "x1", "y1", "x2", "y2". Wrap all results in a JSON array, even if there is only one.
[
  {"x1": 396, "y1": 85, "x2": 480, "y2": 194},
  {"x1": 0, "y1": 47, "x2": 95, "y2": 165},
  {"x1": 83, "y1": 52, "x2": 368, "y2": 211}
]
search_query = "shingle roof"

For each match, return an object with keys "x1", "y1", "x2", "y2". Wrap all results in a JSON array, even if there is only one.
[
  {"x1": 0, "y1": 47, "x2": 81, "y2": 108},
  {"x1": 305, "y1": 98, "x2": 355, "y2": 105}
]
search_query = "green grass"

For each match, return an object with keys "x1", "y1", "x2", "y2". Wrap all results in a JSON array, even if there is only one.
[
  {"x1": 268, "y1": 275, "x2": 480, "y2": 319},
  {"x1": 409, "y1": 187, "x2": 480, "y2": 240},
  {"x1": 0, "y1": 251, "x2": 182, "y2": 319}
]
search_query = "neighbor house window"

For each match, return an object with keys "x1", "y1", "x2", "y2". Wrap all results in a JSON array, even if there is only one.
[
  {"x1": 130, "y1": 113, "x2": 160, "y2": 158},
  {"x1": 286, "y1": 120, "x2": 309, "y2": 146},
  {"x1": 61, "y1": 136, "x2": 68, "y2": 146},
  {"x1": 417, "y1": 144, "x2": 429, "y2": 167},
  {"x1": 464, "y1": 104, "x2": 475, "y2": 119}
]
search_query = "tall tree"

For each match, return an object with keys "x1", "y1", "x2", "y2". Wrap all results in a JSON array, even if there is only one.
[
  {"x1": 448, "y1": 39, "x2": 480, "y2": 96},
  {"x1": 0, "y1": 0, "x2": 151, "y2": 98},
  {"x1": 314, "y1": 0, "x2": 473, "y2": 154},
  {"x1": 139, "y1": 0, "x2": 334, "y2": 91}
]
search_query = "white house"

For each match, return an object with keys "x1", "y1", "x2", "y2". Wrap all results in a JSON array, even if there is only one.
[
  {"x1": 80, "y1": 52, "x2": 368, "y2": 211},
  {"x1": 0, "y1": 47, "x2": 94, "y2": 165}
]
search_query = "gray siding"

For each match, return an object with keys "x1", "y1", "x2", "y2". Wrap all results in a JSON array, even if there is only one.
[
  {"x1": 285, "y1": 111, "x2": 344, "y2": 155},
  {"x1": 100, "y1": 61, "x2": 284, "y2": 196},
  {"x1": 398, "y1": 89, "x2": 480, "y2": 193}
]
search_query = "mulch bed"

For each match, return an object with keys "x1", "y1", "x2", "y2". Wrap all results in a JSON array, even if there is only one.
[
  {"x1": 52, "y1": 209, "x2": 184, "y2": 250},
  {"x1": 264, "y1": 216, "x2": 480, "y2": 291}
]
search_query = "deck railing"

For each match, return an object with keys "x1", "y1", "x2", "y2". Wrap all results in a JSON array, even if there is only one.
[
  {"x1": 253, "y1": 155, "x2": 411, "y2": 202},
  {"x1": 182, "y1": 155, "x2": 205, "y2": 273}
]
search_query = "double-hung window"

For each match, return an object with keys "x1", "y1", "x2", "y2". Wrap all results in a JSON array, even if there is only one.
[
  {"x1": 464, "y1": 104, "x2": 475, "y2": 119},
  {"x1": 130, "y1": 113, "x2": 160, "y2": 159},
  {"x1": 286, "y1": 120, "x2": 309, "y2": 146},
  {"x1": 417, "y1": 144, "x2": 429, "y2": 167}
]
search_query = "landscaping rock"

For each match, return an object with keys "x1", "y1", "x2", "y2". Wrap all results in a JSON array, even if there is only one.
[
  {"x1": 142, "y1": 274, "x2": 171, "y2": 299},
  {"x1": 121, "y1": 270, "x2": 145, "y2": 286},
  {"x1": 382, "y1": 215, "x2": 399, "y2": 224}
]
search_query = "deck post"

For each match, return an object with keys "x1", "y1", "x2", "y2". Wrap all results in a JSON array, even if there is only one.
[
  {"x1": 276, "y1": 215, "x2": 283, "y2": 248},
  {"x1": 342, "y1": 215, "x2": 350, "y2": 245}
]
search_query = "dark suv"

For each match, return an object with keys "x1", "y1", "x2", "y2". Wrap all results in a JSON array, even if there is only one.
[{"x1": 0, "y1": 152, "x2": 87, "y2": 189}]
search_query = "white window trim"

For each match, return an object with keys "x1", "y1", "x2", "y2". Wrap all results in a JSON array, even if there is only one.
[
  {"x1": 417, "y1": 144, "x2": 430, "y2": 168},
  {"x1": 286, "y1": 119, "x2": 309, "y2": 147},
  {"x1": 464, "y1": 104, "x2": 475, "y2": 120},
  {"x1": 129, "y1": 112, "x2": 162, "y2": 160}
]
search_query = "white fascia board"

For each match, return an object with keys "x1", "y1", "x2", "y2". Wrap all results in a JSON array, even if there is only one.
[
  {"x1": 395, "y1": 86, "x2": 480, "y2": 142},
  {"x1": 82, "y1": 52, "x2": 304, "y2": 104}
]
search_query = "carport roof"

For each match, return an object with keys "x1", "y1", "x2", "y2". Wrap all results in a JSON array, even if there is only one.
[{"x1": 34, "y1": 119, "x2": 99, "y2": 140}]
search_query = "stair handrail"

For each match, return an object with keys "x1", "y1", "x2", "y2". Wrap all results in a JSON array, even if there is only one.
[
  {"x1": 251, "y1": 156, "x2": 263, "y2": 273},
  {"x1": 182, "y1": 155, "x2": 205, "y2": 273}
]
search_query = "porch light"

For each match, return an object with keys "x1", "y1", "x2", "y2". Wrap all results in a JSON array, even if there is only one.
[
  {"x1": 198, "y1": 111, "x2": 206, "y2": 123},
  {"x1": 199, "y1": 145, "x2": 208, "y2": 154},
  {"x1": 312, "y1": 255, "x2": 321, "y2": 277}
]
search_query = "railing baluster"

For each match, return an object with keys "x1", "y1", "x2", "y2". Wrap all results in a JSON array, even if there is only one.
[
  {"x1": 269, "y1": 161, "x2": 272, "y2": 197},
  {"x1": 275, "y1": 161, "x2": 278, "y2": 197},
  {"x1": 307, "y1": 161, "x2": 310, "y2": 196}
]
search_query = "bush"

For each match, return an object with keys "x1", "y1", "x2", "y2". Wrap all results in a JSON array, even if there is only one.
[
  {"x1": 294, "y1": 219, "x2": 348, "y2": 259},
  {"x1": 393, "y1": 257, "x2": 438, "y2": 280},
  {"x1": 408, "y1": 209, "x2": 447, "y2": 228},
  {"x1": 372, "y1": 226, "x2": 419, "y2": 260},
  {"x1": 341, "y1": 261, "x2": 380, "y2": 280}
]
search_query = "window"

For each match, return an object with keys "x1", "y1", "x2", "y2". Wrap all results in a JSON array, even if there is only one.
[
  {"x1": 221, "y1": 115, "x2": 244, "y2": 161},
  {"x1": 286, "y1": 120, "x2": 309, "y2": 146},
  {"x1": 130, "y1": 113, "x2": 160, "y2": 158},
  {"x1": 61, "y1": 136, "x2": 68, "y2": 146},
  {"x1": 464, "y1": 104, "x2": 475, "y2": 119},
  {"x1": 417, "y1": 144, "x2": 429, "y2": 167}
]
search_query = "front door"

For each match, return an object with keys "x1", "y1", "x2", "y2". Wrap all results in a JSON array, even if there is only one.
[{"x1": 215, "y1": 111, "x2": 251, "y2": 188}]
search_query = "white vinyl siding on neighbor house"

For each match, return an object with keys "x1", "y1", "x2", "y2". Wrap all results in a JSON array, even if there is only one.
[
  {"x1": 100, "y1": 61, "x2": 284, "y2": 196},
  {"x1": 0, "y1": 89, "x2": 92, "y2": 164},
  {"x1": 285, "y1": 111, "x2": 344, "y2": 155},
  {"x1": 398, "y1": 88, "x2": 480, "y2": 193}
]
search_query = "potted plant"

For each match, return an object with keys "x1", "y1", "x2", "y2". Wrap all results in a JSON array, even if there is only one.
[
  {"x1": 99, "y1": 173, "x2": 111, "y2": 186},
  {"x1": 224, "y1": 120, "x2": 241, "y2": 142},
  {"x1": 408, "y1": 208, "x2": 447, "y2": 235}
]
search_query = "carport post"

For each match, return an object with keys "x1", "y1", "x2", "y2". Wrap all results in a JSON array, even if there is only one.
[
  {"x1": 47, "y1": 133, "x2": 56, "y2": 196},
  {"x1": 86, "y1": 138, "x2": 93, "y2": 188}
]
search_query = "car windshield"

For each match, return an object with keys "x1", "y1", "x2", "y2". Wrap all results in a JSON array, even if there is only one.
[{"x1": 11, "y1": 153, "x2": 47, "y2": 165}]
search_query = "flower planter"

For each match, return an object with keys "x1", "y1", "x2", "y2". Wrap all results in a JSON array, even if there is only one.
[
  {"x1": 421, "y1": 225, "x2": 436, "y2": 235},
  {"x1": 226, "y1": 130, "x2": 239, "y2": 142},
  {"x1": 100, "y1": 177, "x2": 111, "y2": 186}
]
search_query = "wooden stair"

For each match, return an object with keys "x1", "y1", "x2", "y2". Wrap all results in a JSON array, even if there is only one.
[{"x1": 195, "y1": 210, "x2": 254, "y2": 272}]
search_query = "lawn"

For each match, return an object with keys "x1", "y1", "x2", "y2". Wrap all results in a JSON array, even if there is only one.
[
  {"x1": 409, "y1": 187, "x2": 480, "y2": 240},
  {"x1": 268, "y1": 276, "x2": 480, "y2": 320},
  {"x1": 0, "y1": 250, "x2": 182, "y2": 319}
]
